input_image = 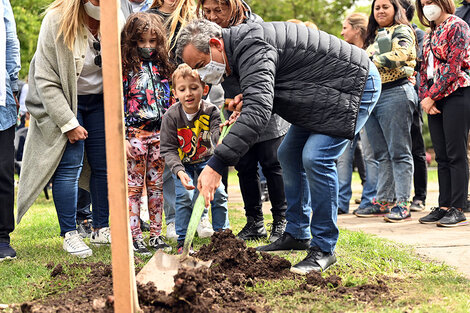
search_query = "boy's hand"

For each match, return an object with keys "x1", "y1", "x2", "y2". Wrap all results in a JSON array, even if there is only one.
[
  {"x1": 226, "y1": 93, "x2": 243, "y2": 112},
  {"x1": 177, "y1": 171, "x2": 195, "y2": 190},
  {"x1": 126, "y1": 140, "x2": 135, "y2": 159},
  {"x1": 66, "y1": 126, "x2": 88, "y2": 144},
  {"x1": 197, "y1": 166, "x2": 221, "y2": 207},
  {"x1": 219, "y1": 111, "x2": 241, "y2": 132}
]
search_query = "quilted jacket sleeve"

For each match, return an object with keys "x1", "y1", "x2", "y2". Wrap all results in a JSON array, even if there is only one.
[{"x1": 207, "y1": 36, "x2": 278, "y2": 174}]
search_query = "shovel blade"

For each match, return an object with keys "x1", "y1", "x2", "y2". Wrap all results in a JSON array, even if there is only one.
[{"x1": 135, "y1": 250, "x2": 212, "y2": 294}]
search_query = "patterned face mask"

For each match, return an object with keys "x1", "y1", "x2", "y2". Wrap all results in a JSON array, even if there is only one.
[{"x1": 138, "y1": 47, "x2": 156, "y2": 60}]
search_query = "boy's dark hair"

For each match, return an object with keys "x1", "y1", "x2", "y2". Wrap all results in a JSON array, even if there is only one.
[
  {"x1": 399, "y1": 0, "x2": 415, "y2": 22},
  {"x1": 172, "y1": 63, "x2": 206, "y2": 88},
  {"x1": 121, "y1": 12, "x2": 175, "y2": 78}
]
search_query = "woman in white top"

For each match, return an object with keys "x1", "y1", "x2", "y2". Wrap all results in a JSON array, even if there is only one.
[{"x1": 17, "y1": 0, "x2": 125, "y2": 257}]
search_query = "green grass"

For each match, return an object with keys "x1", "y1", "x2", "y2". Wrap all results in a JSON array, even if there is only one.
[{"x1": 2, "y1": 168, "x2": 469, "y2": 312}]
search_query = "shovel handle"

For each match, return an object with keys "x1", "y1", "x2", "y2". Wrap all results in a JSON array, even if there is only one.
[{"x1": 182, "y1": 195, "x2": 206, "y2": 258}]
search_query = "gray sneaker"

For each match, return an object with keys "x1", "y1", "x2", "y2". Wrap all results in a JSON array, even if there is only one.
[
  {"x1": 410, "y1": 200, "x2": 425, "y2": 212},
  {"x1": 77, "y1": 219, "x2": 92, "y2": 238}
]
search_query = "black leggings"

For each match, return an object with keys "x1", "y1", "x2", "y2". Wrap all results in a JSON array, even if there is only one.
[{"x1": 428, "y1": 87, "x2": 470, "y2": 208}]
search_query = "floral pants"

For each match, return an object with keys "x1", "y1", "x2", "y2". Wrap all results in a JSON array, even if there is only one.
[{"x1": 127, "y1": 127, "x2": 164, "y2": 240}]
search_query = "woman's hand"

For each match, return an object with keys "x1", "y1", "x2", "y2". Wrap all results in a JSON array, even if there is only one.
[
  {"x1": 126, "y1": 140, "x2": 135, "y2": 159},
  {"x1": 407, "y1": 74, "x2": 417, "y2": 86},
  {"x1": 421, "y1": 97, "x2": 441, "y2": 115},
  {"x1": 66, "y1": 126, "x2": 88, "y2": 144},
  {"x1": 178, "y1": 171, "x2": 195, "y2": 190}
]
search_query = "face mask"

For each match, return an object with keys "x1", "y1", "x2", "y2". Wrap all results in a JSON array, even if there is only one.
[
  {"x1": 197, "y1": 45, "x2": 226, "y2": 85},
  {"x1": 423, "y1": 4, "x2": 442, "y2": 22},
  {"x1": 138, "y1": 47, "x2": 156, "y2": 60},
  {"x1": 84, "y1": 1, "x2": 100, "y2": 21}
]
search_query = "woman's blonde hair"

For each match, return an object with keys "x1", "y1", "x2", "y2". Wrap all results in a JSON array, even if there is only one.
[
  {"x1": 344, "y1": 13, "x2": 368, "y2": 43},
  {"x1": 151, "y1": 0, "x2": 197, "y2": 51},
  {"x1": 46, "y1": 0, "x2": 88, "y2": 51}
]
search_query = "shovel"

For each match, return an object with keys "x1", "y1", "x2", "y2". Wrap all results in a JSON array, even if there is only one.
[{"x1": 136, "y1": 101, "x2": 236, "y2": 294}]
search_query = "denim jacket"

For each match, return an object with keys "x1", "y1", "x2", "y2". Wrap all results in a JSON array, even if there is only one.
[{"x1": 0, "y1": 0, "x2": 20, "y2": 131}]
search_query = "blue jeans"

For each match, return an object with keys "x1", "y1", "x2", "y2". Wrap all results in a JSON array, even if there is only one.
[
  {"x1": 278, "y1": 62, "x2": 381, "y2": 253},
  {"x1": 163, "y1": 164, "x2": 209, "y2": 225},
  {"x1": 173, "y1": 161, "x2": 229, "y2": 241},
  {"x1": 337, "y1": 126, "x2": 379, "y2": 212},
  {"x1": 364, "y1": 82, "x2": 415, "y2": 203},
  {"x1": 52, "y1": 94, "x2": 109, "y2": 236}
]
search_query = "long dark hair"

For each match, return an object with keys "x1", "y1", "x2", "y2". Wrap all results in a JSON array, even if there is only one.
[
  {"x1": 197, "y1": 0, "x2": 247, "y2": 27},
  {"x1": 364, "y1": 0, "x2": 412, "y2": 48},
  {"x1": 121, "y1": 12, "x2": 175, "y2": 78}
]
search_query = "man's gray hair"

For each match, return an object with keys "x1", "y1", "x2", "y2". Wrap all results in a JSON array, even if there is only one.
[{"x1": 176, "y1": 19, "x2": 223, "y2": 60}]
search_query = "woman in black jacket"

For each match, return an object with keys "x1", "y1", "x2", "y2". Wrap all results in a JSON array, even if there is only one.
[{"x1": 198, "y1": 0, "x2": 289, "y2": 243}]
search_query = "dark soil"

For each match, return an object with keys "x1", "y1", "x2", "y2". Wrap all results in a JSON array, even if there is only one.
[{"x1": 12, "y1": 230, "x2": 391, "y2": 312}]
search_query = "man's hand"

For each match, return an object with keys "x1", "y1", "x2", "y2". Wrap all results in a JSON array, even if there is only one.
[
  {"x1": 177, "y1": 171, "x2": 195, "y2": 190},
  {"x1": 197, "y1": 165, "x2": 222, "y2": 207},
  {"x1": 13, "y1": 93, "x2": 20, "y2": 113},
  {"x1": 421, "y1": 97, "x2": 440, "y2": 115},
  {"x1": 226, "y1": 93, "x2": 243, "y2": 112},
  {"x1": 66, "y1": 126, "x2": 88, "y2": 144}
]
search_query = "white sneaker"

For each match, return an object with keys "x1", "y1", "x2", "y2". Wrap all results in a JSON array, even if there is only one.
[
  {"x1": 63, "y1": 230, "x2": 92, "y2": 258},
  {"x1": 90, "y1": 227, "x2": 111, "y2": 245},
  {"x1": 197, "y1": 216, "x2": 214, "y2": 238},
  {"x1": 166, "y1": 222, "x2": 178, "y2": 240}
]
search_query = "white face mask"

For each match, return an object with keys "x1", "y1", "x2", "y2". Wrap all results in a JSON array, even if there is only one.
[
  {"x1": 197, "y1": 46, "x2": 226, "y2": 85},
  {"x1": 423, "y1": 4, "x2": 442, "y2": 22},
  {"x1": 84, "y1": 1, "x2": 101, "y2": 21}
]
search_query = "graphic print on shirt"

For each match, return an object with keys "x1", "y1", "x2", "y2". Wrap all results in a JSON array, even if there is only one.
[{"x1": 177, "y1": 114, "x2": 213, "y2": 163}]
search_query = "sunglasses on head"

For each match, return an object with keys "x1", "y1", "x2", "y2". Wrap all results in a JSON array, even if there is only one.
[{"x1": 93, "y1": 40, "x2": 102, "y2": 67}]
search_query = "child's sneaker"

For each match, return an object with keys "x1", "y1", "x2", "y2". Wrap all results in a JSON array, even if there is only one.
[
  {"x1": 133, "y1": 239, "x2": 152, "y2": 256},
  {"x1": 384, "y1": 202, "x2": 411, "y2": 223},
  {"x1": 166, "y1": 222, "x2": 178, "y2": 240},
  {"x1": 63, "y1": 230, "x2": 92, "y2": 258},
  {"x1": 176, "y1": 241, "x2": 194, "y2": 255},
  {"x1": 197, "y1": 216, "x2": 214, "y2": 238},
  {"x1": 0, "y1": 243, "x2": 16, "y2": 261},
  {"x1": 354, "y1": 200, "x2": 391, "y2": 217},
  {"x1": 149, "y1": 236, "x2": 172, "y2": 252},
  {"x1": 90, "y1": 227, "x2": 111, "y2": 245},
  {"x1": 437, "y1": 208, "x2": 469, "y2": 227}
]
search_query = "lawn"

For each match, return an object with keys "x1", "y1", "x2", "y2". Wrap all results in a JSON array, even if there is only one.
[{"x1": 1, "y1": 168, "x2": 469, "y2": 312}]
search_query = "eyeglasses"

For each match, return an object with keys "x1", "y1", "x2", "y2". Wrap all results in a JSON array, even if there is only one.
[{"x1": 93, "y1": 41, "x2": 102, "y2": 67}]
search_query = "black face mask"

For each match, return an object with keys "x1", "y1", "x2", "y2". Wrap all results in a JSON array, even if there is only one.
[{"x1": 138, "y1": 47, "x2": 156, "y2": 60}]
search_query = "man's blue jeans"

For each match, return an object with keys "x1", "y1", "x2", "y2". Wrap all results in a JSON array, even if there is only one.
[
  {"x1": 173, "y1": 161, "x2": 229, "y2": 242},
  {"x1": 52, "y1": 94, "x2": 109, "y2": 236},
  {"x1": 364, "y1": 82, "x2": 415, "y2": 203},
  {"x1": 337, "y1": 126, "x2": 378, "y2": 212},
  {"x1": 278, "y1": 62, "x2": 381, "y2": 254}
]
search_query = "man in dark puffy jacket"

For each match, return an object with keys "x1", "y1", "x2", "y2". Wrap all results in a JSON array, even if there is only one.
[{"x1": 176, "y1": 19, "x2": 381, "y2": 274}]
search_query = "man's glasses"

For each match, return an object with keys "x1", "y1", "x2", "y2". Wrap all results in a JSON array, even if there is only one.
[{"x1": 93, "y1": 41, "x2": 102, "y2": 67}]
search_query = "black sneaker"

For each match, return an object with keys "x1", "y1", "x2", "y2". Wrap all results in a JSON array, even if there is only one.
[
  {"x1": 0, "y1": 243, "x2": 16, "y2": 261},
  {"x1": 437, "y1": 208, "x2": 469, "y2": 227},
  {"x1": 256, "y1": 232, "x2": 310, "y2": 252},
  {"x1": 149, "y1": 236, "x2": 172, "y2": 252},
  {"x1": 140, "y1": 218, "x2": 150, "y2": 232},
  {"x1": 384, "y1": 204, "x2": 411, "y2": 223},
  {"x1": 290, "y1": 246, "x2": 336, "y2": 275},
  {"x1": 76, "y1": 219, "x2": 92, "y2": 238},
  {"x1": 237, "y1": 216, "x2": 268, "y2": 241},
  {"x1": 176, "y1": 241, "x2": 194, "y2": 255},
  {"x1": 268, "y1": 216, "x2": 287, "y2": 243},
  {"x1": 133, "y1": 239, "x2": 151, "y2": 256},
  {"x1": 410, "y1": 200, "x2": 425, "y2": 212},
  {"x1": 419, "y1": 207, "x2": 447, "y2": 224},
  {"x1": 354, "y1": 201, "x2": 390, "y2": 218}
]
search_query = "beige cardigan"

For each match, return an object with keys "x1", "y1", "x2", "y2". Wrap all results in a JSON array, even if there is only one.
[{"x1": 17, "y1": 10, "x2": 124, "y2": 223}]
